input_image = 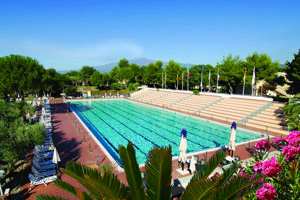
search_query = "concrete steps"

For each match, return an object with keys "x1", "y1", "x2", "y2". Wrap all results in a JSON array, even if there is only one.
[{"x1": 132, "y1": 89, "x2": 288, "y2": 135}]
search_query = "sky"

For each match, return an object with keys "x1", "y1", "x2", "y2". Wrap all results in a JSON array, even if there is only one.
[{"x1": 0, "y1": 0, "x2": 299, "y2": 71}]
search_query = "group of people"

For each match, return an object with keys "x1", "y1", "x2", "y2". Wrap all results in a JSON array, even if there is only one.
[{"x1": 178, "y1": 121, "x2": 237, "y2": 171}]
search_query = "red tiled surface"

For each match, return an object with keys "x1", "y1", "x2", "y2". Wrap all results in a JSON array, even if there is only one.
[{"x1": 18, "y1": 98, "x2": 278, "y2": 199}]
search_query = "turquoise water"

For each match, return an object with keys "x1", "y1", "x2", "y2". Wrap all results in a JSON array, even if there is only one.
[{"x1": 68, "y1": 99, "x2": 263, "y2": 165}]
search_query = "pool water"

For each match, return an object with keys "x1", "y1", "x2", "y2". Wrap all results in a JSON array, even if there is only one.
[{"x1": 68, "y1": 99, "x2": 263, "y2": 165}]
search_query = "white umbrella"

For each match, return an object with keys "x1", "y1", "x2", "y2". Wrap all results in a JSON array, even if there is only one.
[
  {"x1": 228, "y1": 121, "x2": 237, "y2": 152},
  {"x1": 179, "y1": 136, "x2": 187, "y2": 163},
  {"x1": 178, "y1": 128, "x2": 187, "y2": 170},
  {"x1": 52, "y1": 147, "x2": 61, "y2": 164}
]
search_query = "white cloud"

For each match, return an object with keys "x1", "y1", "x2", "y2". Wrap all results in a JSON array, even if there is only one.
[{"x1": 0, "y1": 35, "x2": 144, "y2": 70}]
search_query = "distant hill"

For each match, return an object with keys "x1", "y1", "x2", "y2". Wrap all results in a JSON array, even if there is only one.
[
  {"x1": 58, "y1": 57, "x2": 194, "y2": 74},
  {"x1": 92, "y1": 57, "x2": 195, "y2": 73},
  {"x1": 279, "y1": 64, "x2": 286, "y2": 68}
]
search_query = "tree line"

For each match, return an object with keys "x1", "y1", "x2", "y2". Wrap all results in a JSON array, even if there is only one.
[{"x1": 0, "y1": 50, "x2": 299, "y2": 100}]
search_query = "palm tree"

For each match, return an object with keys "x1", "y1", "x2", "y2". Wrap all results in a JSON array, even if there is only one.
[{"x1": 36, "y1": 143, "x2": 263, "y2": 200}]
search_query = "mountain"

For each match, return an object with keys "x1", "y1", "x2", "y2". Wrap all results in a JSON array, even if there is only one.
[
  {"x1": 58, "y1": 58, "x2": 196, "y2": 74},
  {"x1": 92, "y1": 57, "x2": 195, "y2": 73}
]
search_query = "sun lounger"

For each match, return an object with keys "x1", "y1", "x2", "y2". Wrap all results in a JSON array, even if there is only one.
[
  {"x1": 33, "y1": 157, "x2": 55, "y2": 166},
  {"x1": 34, "y1": 145, "x2": 54, "y2": 153},
  {"x1": 43, "y1": 139, "x2": 53, "y2": 146},
  {"x1": 31, "y1": 167, "x2": 56, "y2": 178},
  {"x1": 32, "y1": 162, "x2": 56, "y2": 173},
  {"x1": 45, "y1": 134, "x2": 52, "y2": 140},
  {"x1": 33, "y1": 158, "x2": 56, "y2": 170},
  {"x1": 34, "y1": 151, "x2": 53, "y2": 161},
  {"x1": 45, "y1": 128, "x2": 52, "y2": 134},
  {"x1": 43, "y1": 123, "x2": 53, "y2": 130},
  {"x1": 28, "y1": 173, "x2": 57, "y2": 189}
]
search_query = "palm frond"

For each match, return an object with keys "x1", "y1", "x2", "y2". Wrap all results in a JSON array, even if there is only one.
[
  {"x1": 53, "y1": 179, "x2": 92, "y2": 200},
  {"x1": 216, "y1": 161, "x2": 239, "y2": 187},
  {"x1": 145, "y1": 145, "x2": 172, "y2": 200},
  {"x1": 213, "y1": 173, "x2": 265, "y2": 200},
  {"x1": 191, "y1": 149, "x2": 226, "y2": 181},
  {"x1": 35, "y1": 194, "x2": 69, "y2": 200},
  {"x1": 180, "y1": 177, "x2": 219, "y2": 200},
  {"x1": 60, "y1": 161, "x2": 127, "y2": 199},
  {"x1": 119, "y1": 142, "x2": 145, "y2": 200},
  {"x1": 85, "y1": 169, "x2": 128, "y2": 199},
  {"x1": 180, "y1": 149, "x2": 226, "y2": 199}
]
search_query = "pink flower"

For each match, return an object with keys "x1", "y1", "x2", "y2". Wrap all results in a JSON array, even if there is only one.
[
  {"x1": 262, "y1": 157, "x2": 282, "y2": 177},
  {"x1": 256, "y1": 183, "x2": 276, "y2": 200},
  {"x1": 286, "y1": 130, "x2": 300, "y2": 147},
  {"x1": 282, "y1": 145, "x2": 300, "y2": 162},
  {"x1": 239, "y1": 171, "x2": 244, "y2": 177},
  {"x1": 255, "y1": 139, "x2": 271, "y2": 151},
  {"x1": 253, "y1": 161, "x2": 264, "y2": 174},
  {"x1": 250, "y1": 174, "x2": 257, "y2": 181},
  {"x1": 273, "y1": 138, "x2": 286, "y2": 147}
]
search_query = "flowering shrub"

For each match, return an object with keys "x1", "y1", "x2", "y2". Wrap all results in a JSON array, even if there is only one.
[
  {"x1": 253, "y1": 161, "x2": 264, "y2": 174},
  {"x1": 255, "y1": 139, "x2": 271, "y2": 151},
  {"x1": 242, "y1": 131, "x2": 300, "y2": 199},
  {"x1": 262, "y1": 157, "x2": 282, "y2": 177},
  {"x1": 282, "y1": 144, "x2": 300, "y2": 162},
  {"x1": 256, "y1": 183, "x2": 277, "y2": 200},
  {"x1": 286, "y1": 130, "x2": 300, "y2": 147}
]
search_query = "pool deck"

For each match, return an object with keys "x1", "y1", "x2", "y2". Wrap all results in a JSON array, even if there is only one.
[{"x1": 18, "y1": 98, "x2": 279, "y2": 199}]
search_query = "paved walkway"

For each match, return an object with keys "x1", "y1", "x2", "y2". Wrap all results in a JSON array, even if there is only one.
[{"x1": 17, "y1": 98, "x2": 279, "y2": 200}]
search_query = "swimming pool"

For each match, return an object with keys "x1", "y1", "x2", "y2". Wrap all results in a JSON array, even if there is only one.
[{"x1": 68, "y1": 99, "x2": 264, "y2": 166}]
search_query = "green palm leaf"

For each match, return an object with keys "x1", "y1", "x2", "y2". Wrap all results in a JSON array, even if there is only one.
[
  {"x1": 180, "y1": 149, "x2": 226, "y2": 200},
  {"x1": 35, "y1": 194, "x2": 69, "y2": 200},
  {"x1": 60, "y1": 161, "x2": 128, "y2": 199},
  {"x1": 216, "y1": 161, "x2": 239, "y2": 187},
  {"x1": 213, "y1": 173, "x2": 265, "y2": 200},
  {"x1": 191, "y1": 149, "x2": 227, "y2": 181},
  {"x1": 145, "y1": 145, "x2": 172, "y2": 200},
  {"x1": 181, "y1": 176, "x2": 221, "y2": 200},
  {"x1": 119, "y1": 142, "x2": 145, "y2": 200},
  {"x1": 52, "y1": 179, "x2": 92, "y2": 200}
]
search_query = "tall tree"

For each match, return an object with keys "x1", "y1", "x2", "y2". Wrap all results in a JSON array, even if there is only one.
[
  {"x1": 129, "y1": 63, "x2": 140, "y2": 78},
  {"x1": 117, "y1": 67, "x2": 134, "y2": 87},
  {"x1": 51, "y1": 73, "x2": 72, "y2": 97},
  {"x1": 144, "y1": 62, "x2": 162, "y2": 87},
  {"x1": 0, "y1": 54, "x2": 45, "y2": 99},
  {"x1": 189, "y1": 64, "x2": 215, "y2": 90},
  {"x1": 40, "y1": 68, "x2": 57, "y2": 95},
  {"x1": 118, "y1": 58, "x2": 129, "y2": 68},
  {"x1": 244, "y1": 52, "x2": 280, "y2": 83},
  {"x1": 101, "y1": 73, "x2": 113, "y2": 89},
  {"x1": 110, "y1": 66, "x2": 119, "y2": 82},
  {"x1": 79, "y1": 66, "x2": 96, "y2": 86},
  {"x1": 285, "y1": 49, "x2": 300, "y2": 94},
  {"x1": 165, "y1": 60, "x2": 180, "y2": 89},
  {"x1": 216, "y1": 54, "x2": 244, "y2": 94},
  {"x1": 90, "y1": 71, "x2": 103, "y2": 87},
  {"x1": 65, "y1": 70, "x2": 81, "y2": 86}
]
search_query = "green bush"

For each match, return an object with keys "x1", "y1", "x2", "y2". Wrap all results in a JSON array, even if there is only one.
[
  {"x1": 93, "y1": 90, "x2": 101, "y2": 95},
  {"x1": 193, "y1": 90, "x2": 199, "y2": 95},
  {"x1": 63, "y1": 86, "x2": 77, "y2": 96},
  {"x1": 110, "y1": 83, "x2": 120, "y2": 90}
]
